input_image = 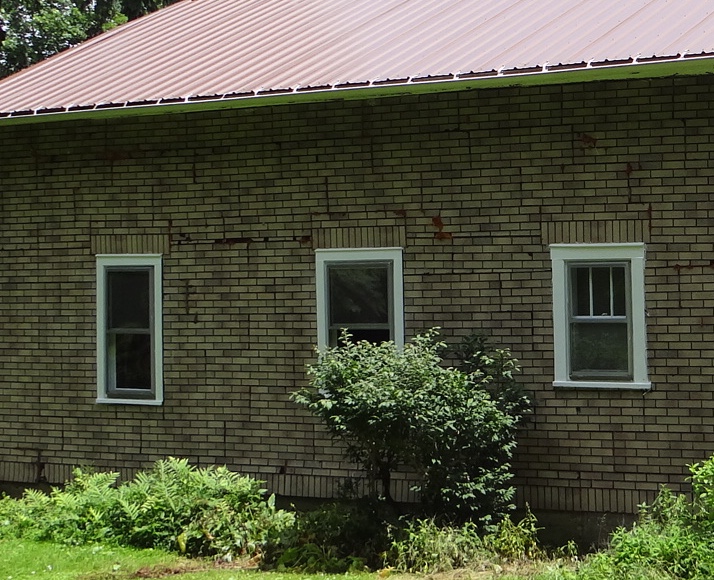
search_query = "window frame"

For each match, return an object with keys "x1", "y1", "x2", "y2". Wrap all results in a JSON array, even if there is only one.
[
  {"x1": 96, "y1": 254, "x2": 164, "y2": 405},
  {"x1": 550, "y1": 243, "x2": 650, "y2": 390},
  {"x1": 315, "y1": 248, "x2": 404, "y2": 350}
]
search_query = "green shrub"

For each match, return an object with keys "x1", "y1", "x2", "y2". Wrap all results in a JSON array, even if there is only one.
[
  {"x1": 0, "y1": 487, "x2": 53, "y2": 539},
  {"x1": 267, "y1": 502, "x2": 546, "y2": 574},
  {"x1": 591, "y1": 475, "x2": 714, "y2": 580},
  {"x1": 563, "y1": 518, "x2": 712, "y2": 580},
  {"x1": 0, "y1": 458, "x2": 293, "y2": 560},
  {"x1": 609, "y1": 521, "x2": 713, "y2": 579},
  {"x1": 113, "y1": 458, "x2": 294, "y2": 558},
  {"x1": 689, "y1": 457, "x2": 714, "y2": 528},
  {"x1": 446, "y1": 331, "x2": 531, "y2": 419},
  {"x1": 557, "y1": 551, "x2": 679, "y2": 580},
  {"x1": 293, "y1": 329, "x2": 530, "y2": 526},
  {"x1": 0, "y1": 470, "x2": 120, "y2": 545}
]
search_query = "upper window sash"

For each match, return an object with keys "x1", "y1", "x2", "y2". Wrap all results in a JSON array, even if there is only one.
[
  {"x1": 316, "y1": 248, "x2": 404, "y2": 350},
  {"x1": 569, "y1": 263, "x2": 628, "y2": 319},
  {"x1": 327, "y1": 260, "x2": 394, "y2": 345},
  {"x1": 551, "y1": 244, "x2": 650, "y2": 390},
  {"x1": 96, "y1": 254, "x2": 164, "y2": 405}
]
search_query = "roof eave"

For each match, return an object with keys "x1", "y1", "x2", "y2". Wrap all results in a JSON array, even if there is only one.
[{"x1": 1, "y1": 56, "x2": 713, "y2": 126}]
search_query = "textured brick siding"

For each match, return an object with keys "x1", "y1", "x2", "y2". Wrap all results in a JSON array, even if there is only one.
[{"x1": 1, "y1": 75, "x2": 713, "y2": 513}]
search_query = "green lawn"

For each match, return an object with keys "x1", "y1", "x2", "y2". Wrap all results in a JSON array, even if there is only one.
[
  {"x1": 0, "y1": 538, "x2": 378, "y2": 580},
  {"x1": 1, "y1": 538, "x2": 181, "y2": 579},
  {"x1": 0, "y1": 537, "x2": 571, "y2": 580}
]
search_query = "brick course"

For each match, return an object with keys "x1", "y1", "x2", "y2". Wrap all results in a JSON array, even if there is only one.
[{"x1": 1, "y1": 74, "x2": 714, "y2": 513}]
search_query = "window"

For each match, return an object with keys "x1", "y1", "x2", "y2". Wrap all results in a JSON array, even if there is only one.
[
  {"x1": 316, "y1": 248, "x2": 404, "y2": 349},
  {"x1": 550, "y1": 244, "x2": 649, "y2": 389},
  {"x1": 96, "y1": 255, "x2": 163, "y2": 404}
]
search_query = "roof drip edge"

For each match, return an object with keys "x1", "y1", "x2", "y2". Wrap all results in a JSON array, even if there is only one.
[{"x1": 2, "y1": 55, "x2": 714, "y2": 124}]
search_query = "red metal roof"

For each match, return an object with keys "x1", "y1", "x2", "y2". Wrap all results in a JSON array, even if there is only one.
[{"x1": 1, "y1": 0, "x2": 714, "y2": 120}]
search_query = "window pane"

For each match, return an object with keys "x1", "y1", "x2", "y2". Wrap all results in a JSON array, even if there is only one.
[
  {"x1": 591, "y1": 267, "x2": 612, "y2": 316},
  {"x1": 612, "y1": 266, "x2": 626, "y2": 316},
  {"x1": 112, "y1": 333, "x2": 152, "y2": 389},
  {"x1": 108, "y1": 270, "x2": 150, "y2": 329},
  {"x1": 571, "y1": 267, "x2": 591, "y2": 316},
  {"x1": 328, "y1": 265, "x2": 389, "y2": 324},
  {"x1": 570, "y1": 322, "x2": 629, "y2": 378}
]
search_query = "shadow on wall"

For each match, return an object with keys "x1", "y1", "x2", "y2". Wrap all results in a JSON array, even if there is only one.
[
  {"x1": 528, "y1": 509, "x2": 636, "y2": 550},
  {"x1": 0, "y1": 481, "x2": 54, "y2": 499}
]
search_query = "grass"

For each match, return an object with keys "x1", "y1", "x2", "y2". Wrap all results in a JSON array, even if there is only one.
[
  {"x1": 0, "y1": 538, "x2": 377, "y2": 580},
  {"x1": 0, "y1": 538, "x2": 185, "y2": 579},
  {"x1": 0, "y1": 537, "x2": 570, "y2": 580}
]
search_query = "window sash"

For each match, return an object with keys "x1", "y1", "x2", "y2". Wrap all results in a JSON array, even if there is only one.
[
  {"x1": 326, "y1": 261, "x2": 394, "y2": 345},
  {"x1": 107, "y1": 331, "x2": 154, "y2": 391},
  {"x1": 567, "y1": 262, "x2": 633, "y2": 380},
  {"x1": 568, "y1": 320, "x2": 631, "y2": 380},
  {"x1": 105, "y1": 265, "x2": 155, "y2": 395},
  {"x1": 570, "y1": 264, "x2": 627, "y2": 318}
]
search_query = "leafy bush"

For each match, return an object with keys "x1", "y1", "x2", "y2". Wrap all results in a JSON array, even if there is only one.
[
  {"x1": 447, "y1": 331, "x2": 531, "y2": 418},
  {"x1": 0, "y1": 470, "x2": 120, "y2": 546},
  {"x1": 112, "y1": 458, "x2": 294, "y2": 558},
  {"x1": 0, "y1": 458, "x2": 293, "y2": 560},
  {"x1": 293, "y1": 329, "x2": 530, "y2": 525},
  {"x1": 585, "y1": 468, "x2": 714, "y2": 580},
  {"x1": 689, "y1": 457, "x2": 714, "y2": 528},
  {"x1": 265, "y1": 499, "x2": 544, "y2": 574},
  {"x1": 560, "y1": 518, "x2": 712, "y2": 580}
]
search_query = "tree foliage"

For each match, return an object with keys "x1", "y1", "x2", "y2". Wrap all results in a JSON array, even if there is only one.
[
  {"x1": 0, "y1": 0, "x2": 178, "y2": 78},
  {"x1": 293, "y1": 330, "x2": 531, "y2": 527}
]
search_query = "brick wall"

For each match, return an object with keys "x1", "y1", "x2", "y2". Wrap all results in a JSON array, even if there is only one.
[{"x1": 1, "y1": 74, "x2": 713, "y2": 513}]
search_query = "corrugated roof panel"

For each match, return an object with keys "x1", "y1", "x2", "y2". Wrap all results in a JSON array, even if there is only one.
[{"x1": 1, "y1": 0, "x2": 714, "y2": 118}]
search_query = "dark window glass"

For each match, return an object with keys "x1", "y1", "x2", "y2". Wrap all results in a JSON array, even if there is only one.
[
  {"x1": 591, "y1": 267, "x2": 612, "y2": 315},
  {"x1": 328, "y1": 265, "x2": 389, "y2": 325},
  {"x1": 572, "y1": 267, "x2": 591, "y2": 316},
  {"x1": 114, "y1": 333, "x2": 152, "y2": 389},
  {"x1": 612, "y1": 266, "x2": 626, "y2": 315},
  {"x1": 108, "y1": 270, "x2": 150, "y2": 329},
  {"x1": 568, "y1": 262, "x2": 631, "y2": 380}
]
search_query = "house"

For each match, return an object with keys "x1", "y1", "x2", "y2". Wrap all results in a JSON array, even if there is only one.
[{"x1": 2, "y1": 0, "x2": 714, "y2": 517}]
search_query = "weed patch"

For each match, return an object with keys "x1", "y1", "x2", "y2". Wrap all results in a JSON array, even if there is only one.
[{"x1": 548, "y1": 459, "x2": 714, "y2": 580}]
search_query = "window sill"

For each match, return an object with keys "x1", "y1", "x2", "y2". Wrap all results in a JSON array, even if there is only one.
[
  {"x1": 553, "y1": 380, "x2": 652, "y2": 391},
  {"x1": 96, "y1": 397, "x2": 163, "y2": 406}
]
